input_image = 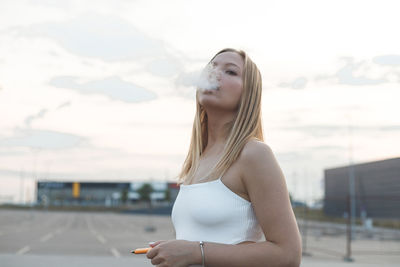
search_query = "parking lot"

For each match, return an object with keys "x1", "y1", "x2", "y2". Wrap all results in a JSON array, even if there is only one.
[
  {"x1": 0, "y1": 209, "x2": 399, "y2": 267},
  {"x1": 0, "y1": 209, "x2": 175, "y2": 266}
]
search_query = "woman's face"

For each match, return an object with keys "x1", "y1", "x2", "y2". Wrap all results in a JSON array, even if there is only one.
[{"x1": 198, "y1": 51, "x2": 244, "y2": 112}]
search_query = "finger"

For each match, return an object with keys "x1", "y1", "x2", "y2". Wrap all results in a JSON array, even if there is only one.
[
  {"x1": 146, "y1": 246, "x2": 157, "y2": 259},
  {"x1": 149, "y1": 240, "x2": 165, "y2": 248},
  {"x1": 151, "y1": 256, "x2": 163, "y2": 265}
]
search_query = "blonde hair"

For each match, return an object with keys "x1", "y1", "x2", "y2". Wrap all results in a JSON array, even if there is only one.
[{"x1": 178, "y1": 48, "x2": 264, "y2": 184}]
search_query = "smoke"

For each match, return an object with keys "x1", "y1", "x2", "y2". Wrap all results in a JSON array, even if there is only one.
[
  {"x1": 196, "y1": 63, "x2": 220, "y2": 91},
  {"x1": 174, "y1": 63, "x2": 221, "y2": 98}
]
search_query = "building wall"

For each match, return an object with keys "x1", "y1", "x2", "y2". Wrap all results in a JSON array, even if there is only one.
[
  {"x1": 37, "y1": 181, "x2": 179, "y2": 206},
  {"x1": 37, "y1": 182, "x2": 131, "y2": 206},
  {"x1": 324, "y1": 157, "x2": 400, "y2": 219}
]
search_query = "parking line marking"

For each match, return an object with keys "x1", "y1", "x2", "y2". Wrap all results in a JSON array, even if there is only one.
[
  {"x1": 110, "y1": 247, "x2": 121, "y2": 258},
  {"x1": 85, "y1": 216, "x2": 97, "y2": 235},
  {"x1": 40, "y1": 233, "x2": 54, "y2": 242},
  {"x1": 16, "y1": 245, "x2": 30, "y2": 255},
  {"x1": 96, "y1": 234, "x2": 107, "y2": 244}
]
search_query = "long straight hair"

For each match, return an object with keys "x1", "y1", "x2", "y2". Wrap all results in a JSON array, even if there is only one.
[{"x1": 178, "y1": 48, "x2": 264, "y2": 184}]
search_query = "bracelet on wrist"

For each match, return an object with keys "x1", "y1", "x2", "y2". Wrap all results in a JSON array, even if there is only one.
[{"x1": 199, "y1": 241, "x2": 205, "y2": 267}]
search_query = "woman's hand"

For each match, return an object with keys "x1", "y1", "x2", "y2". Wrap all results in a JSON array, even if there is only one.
[{"x1": 146, "y1": 239, "x2": 201, "y2": 267}]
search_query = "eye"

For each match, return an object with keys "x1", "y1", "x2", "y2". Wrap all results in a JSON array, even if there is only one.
[{"x1": 226, "y1": 70, "x2": 237, "y2": 76}]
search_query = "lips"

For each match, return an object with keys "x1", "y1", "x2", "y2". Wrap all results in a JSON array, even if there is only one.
[{"x1": 202, "y1": 87, "x2": 219, "y2": 93}]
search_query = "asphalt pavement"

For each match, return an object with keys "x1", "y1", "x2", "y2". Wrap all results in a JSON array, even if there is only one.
[{"x1": 0, "y1": 209, "x2": 399, "y2": 267}]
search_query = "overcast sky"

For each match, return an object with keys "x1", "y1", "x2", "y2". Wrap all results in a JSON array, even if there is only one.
[{"x1": 1, "y1": 0, "x2": 399, "y2": 204}]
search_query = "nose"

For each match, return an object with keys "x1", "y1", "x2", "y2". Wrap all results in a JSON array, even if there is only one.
[
  {"x1": 211, "y1": 67, "x2": 222, "y2": 81},
  {"x1": 215, "y1": 71, "x2": 221, "y2": 81},
  {"x1": 216, "y1": 70, "x2": 222, "y2": 81}
]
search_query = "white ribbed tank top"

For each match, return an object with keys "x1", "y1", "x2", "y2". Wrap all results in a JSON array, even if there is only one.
[{"x1": 171, "y1": 177, "x2": 263, "y2": 245}]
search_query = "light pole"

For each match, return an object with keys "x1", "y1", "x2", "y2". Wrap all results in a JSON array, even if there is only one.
[{"x1": 344, "y1": 114, "x2": 355, "y2": 262}]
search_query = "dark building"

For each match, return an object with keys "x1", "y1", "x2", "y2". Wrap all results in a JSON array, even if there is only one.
[
  {"x1": 324, "y1": 157, "x2": 400, "y2": 219},
  {"x1": 37, "y1": 181, "x2": 180, "y2": 206},
  {"x1": 37, "y1": 181, "x2": 130, "y2": 206}
]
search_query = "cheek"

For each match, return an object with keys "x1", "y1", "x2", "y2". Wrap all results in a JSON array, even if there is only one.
[
  {"x1": 223, "y1": 81, "x2": 243, "y2": 108},
  {"x1": 230, "y1": 81, "x2": 243, "y2": 100},
  {"x1": 223, "y1": 77, "x2": 242, "y2": 93}
]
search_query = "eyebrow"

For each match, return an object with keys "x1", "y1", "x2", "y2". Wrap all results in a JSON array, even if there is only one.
[{"x1": 211, "y1": 61, "x2": 241, "y2": 70}]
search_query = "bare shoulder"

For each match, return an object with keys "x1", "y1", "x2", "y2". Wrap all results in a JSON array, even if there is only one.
[
  {"x1": 238, "y1": 139, "x2": 284, "y2": 188},
  {"x1": 240, "y1": 139, "x2": 273, "y2": 161},
  {"x1": 239, "y1": 140, "x2": 302, "y2": 264}
]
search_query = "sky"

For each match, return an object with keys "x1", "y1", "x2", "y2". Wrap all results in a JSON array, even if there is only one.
[{"x1": 0, "y1": 0, "x2": 399, "y2": 205}]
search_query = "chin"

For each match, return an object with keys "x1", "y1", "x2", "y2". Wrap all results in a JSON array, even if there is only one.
[
  {"x1": 199, "y1": 94, "x2": 217, "y2": 103},
  {"x1": 199, "y1": 99, "x2": 220, "y2": 109}
]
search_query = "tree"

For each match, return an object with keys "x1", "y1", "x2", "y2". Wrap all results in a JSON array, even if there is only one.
[
  {"x1": 164, "y1": 188, "x2": 171, "y2": 202},
  {"x1": 138, "y1": 183, "x2": 156, "y2": 232},
  {"x1": 137, "y1": 183, "x2": 153, "y2": 203},
  {"x1": 121, "y1": 189, "x2": 128, "y2": 204}
]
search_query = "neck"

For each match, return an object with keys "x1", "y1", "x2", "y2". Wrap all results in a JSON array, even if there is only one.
[{"x1": 204, "y1": 108, "x2": 236, "y2": 154}]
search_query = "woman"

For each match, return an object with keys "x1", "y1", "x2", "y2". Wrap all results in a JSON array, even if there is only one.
[{"x1": 146, "y1": 48, "x2": 302, "y2": 267}]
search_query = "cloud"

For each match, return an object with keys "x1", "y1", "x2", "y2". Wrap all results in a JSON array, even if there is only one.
[
  {"x1": 279, "y1": 77, "x2": 308, "y2": 90},
  {"x1": 34, "y1": 13, "x2": 169, "y2": 62},
  {"x1": 306, "y1": 145, "x2": 344, "y2": 151},
  {"x1": 373, "y1": 55, "x2": 400, "y2": 66},
  {"x1": 49, "y1": 75, "x2": 157, "y2": 103},
  {"x1": 314, "y1": 56, "x2": 400, "y2": 86},
  {"x1": 282, "y1": 125, "x2": 343, "y2": 138},
  {"x1": 0, "y1": 147, "x2": 27, "y2": 156},
  {"x1": 24, "y1": 108, "x2": 48, "y2": 128},
  {"x1": 0, "y1": 128, "x2": 87, "y2": 150},
  {"x1": 276, "y1": 55, "x2": 398, "y2": 90},
  {"x1": 56, "y1": 101, "x2": 71, "y2": 110},
  {"x1": 379, "y1": 125, "x2": 400, "y2": 131},
  {"x1": 281, "y1": 124, "x2": 392, "y2": 138},
  {"x1": 146, "y1": 57, "x2": 182, "y2": 78},
  {"x1": 336, "y1": 57, "x2": 387, "y2": 86}
]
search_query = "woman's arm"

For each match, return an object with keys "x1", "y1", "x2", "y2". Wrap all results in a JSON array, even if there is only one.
[
  {"x1": 193, "y1": 240, "x2": 296, "y2": 267},
  {"x1": 197, "y1": 141, "x2": 302, "y2": 267},
  {"x1": 147, "y1": 140, "x2": 302, "y2": 267},
  {"x1": 147, "y1": 238, "x2": 295, "y2": 267}
]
